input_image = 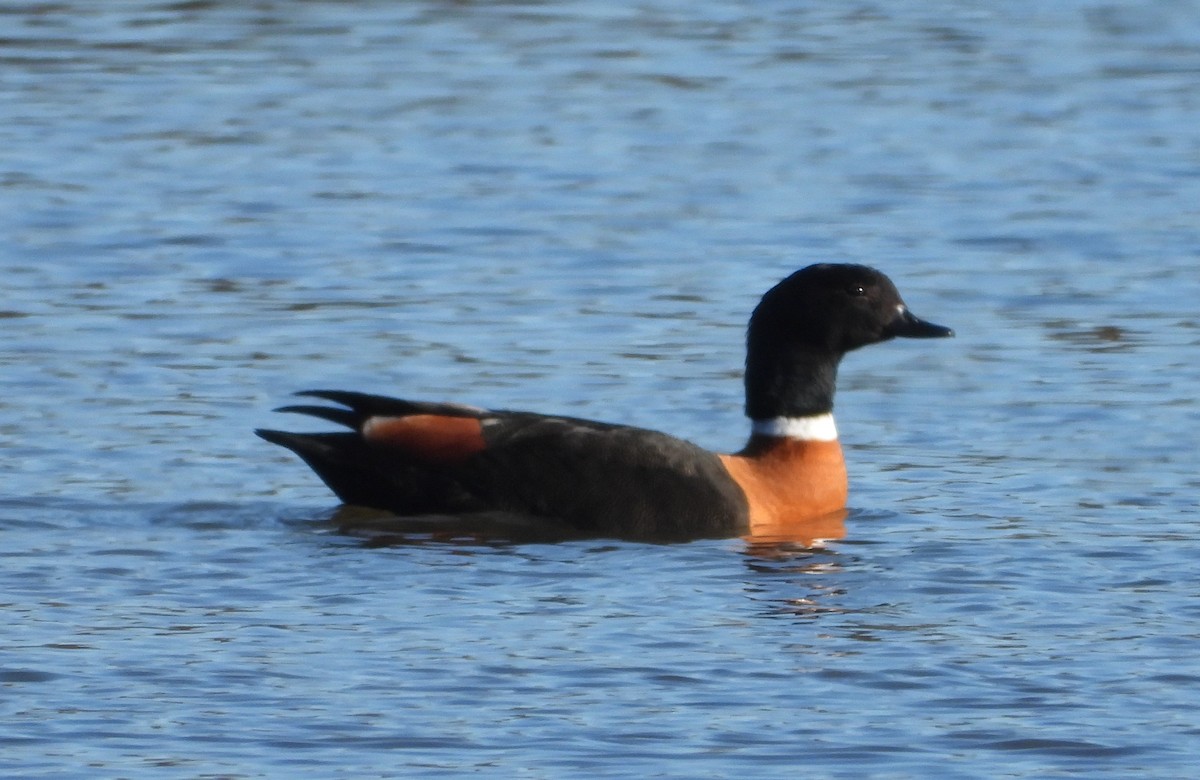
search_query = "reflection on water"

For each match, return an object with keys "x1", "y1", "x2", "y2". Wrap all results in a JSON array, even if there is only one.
[
  {"x1": 329, "y1": 504, "x2": 848, "y2": 549},
  {"x1": 742, "y1": 543, "x2": 852, "y2": 620},
  {"x1": 323, "y1": 505, "x2": 849, "y2": 562},
  {"x1": 332, "y1": 505, "x2": 595, "y2": 546}
]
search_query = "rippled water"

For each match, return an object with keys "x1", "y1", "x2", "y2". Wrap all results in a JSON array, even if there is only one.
[{"x1": 3, "y1": 2, "x2": 1200, "y2": 777}]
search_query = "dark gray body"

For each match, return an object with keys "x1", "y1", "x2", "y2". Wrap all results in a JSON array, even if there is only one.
[{"x1": 257, "y1": 392, "x2": 750, "y2": 541}]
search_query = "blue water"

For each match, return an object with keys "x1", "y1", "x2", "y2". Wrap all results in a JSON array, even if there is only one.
[{"x1": 3, "y1": 2, "x2": 1200, "y2": 777}]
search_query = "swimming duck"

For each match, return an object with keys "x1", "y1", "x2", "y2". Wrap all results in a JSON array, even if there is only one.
[{"x1": 258, "y1": 263, "x2": 952, "y2": 540}]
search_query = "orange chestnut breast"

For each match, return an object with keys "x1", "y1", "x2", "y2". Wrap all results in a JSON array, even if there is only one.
[{"x1": 718, "y1": 438, "x2": 848, "y2": 535}]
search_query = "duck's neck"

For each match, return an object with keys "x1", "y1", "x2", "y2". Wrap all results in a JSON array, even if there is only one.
[
  {"x1": 750, "y1": 413, "x2": 838, "y2": 442},
  {"x1": 744, "y1": 343, "x2": 841, "y2": 421}
]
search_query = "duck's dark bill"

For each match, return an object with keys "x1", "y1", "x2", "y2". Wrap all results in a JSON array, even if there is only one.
[{"x1": 891, "y1": 308, "x2": 954, "y2": 339}]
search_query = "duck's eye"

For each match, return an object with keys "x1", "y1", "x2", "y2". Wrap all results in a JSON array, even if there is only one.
[{"x1": 847, "y1": 285, "x2": 867, "y2": 297}]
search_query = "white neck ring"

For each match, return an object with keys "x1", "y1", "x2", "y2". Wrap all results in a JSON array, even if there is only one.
[{"x1": 751, "y1": 413, "x2": 838, "y2": 442}]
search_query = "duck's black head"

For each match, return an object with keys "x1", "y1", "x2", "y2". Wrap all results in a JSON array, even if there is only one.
[{"x1": 744, "y1": 263, "x2": 952, "y2": 420}]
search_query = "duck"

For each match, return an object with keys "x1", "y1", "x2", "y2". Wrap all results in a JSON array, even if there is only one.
[{"x1": 257, "y1": 263, "x2": 952, "y2": 541}]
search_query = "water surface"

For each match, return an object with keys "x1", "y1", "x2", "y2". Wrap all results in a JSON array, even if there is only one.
[{"x1": 3, "y1": 2, "x2": 1199, "y2": 777}]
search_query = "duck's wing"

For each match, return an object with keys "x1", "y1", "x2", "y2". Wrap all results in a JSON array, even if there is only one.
[{"x1": 257, "y1": 391, "x2": 748, "y2": 540}]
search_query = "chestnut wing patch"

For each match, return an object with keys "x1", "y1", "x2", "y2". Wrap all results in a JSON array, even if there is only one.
[{"x1": 363, "y1": 414, "x2": 487, "y2": 463}]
